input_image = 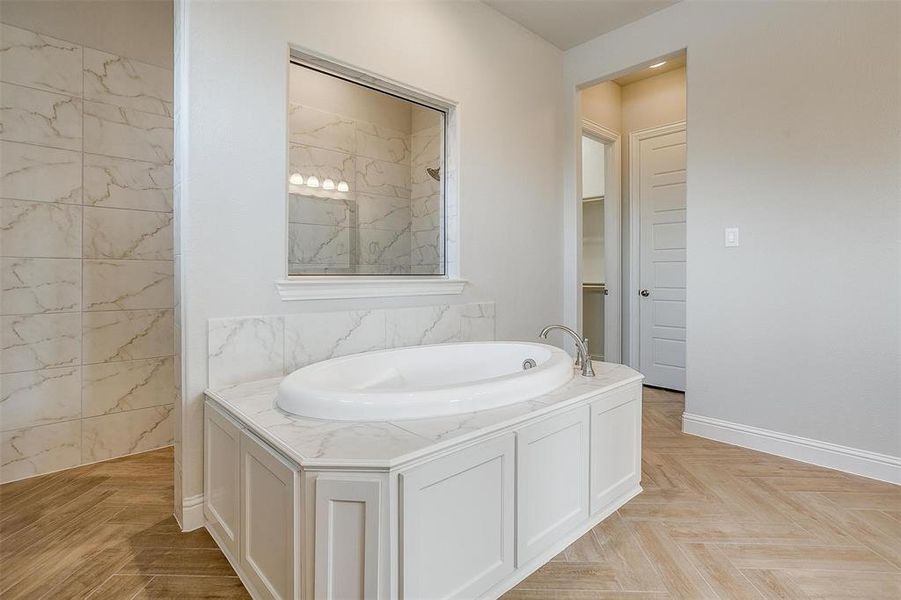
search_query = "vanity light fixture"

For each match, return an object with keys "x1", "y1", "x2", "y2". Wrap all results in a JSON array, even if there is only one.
[
  {"x1": 289, "y1": 173, "x2": 304, "y2": 185},
  {"x1": 322, "y1": 178, "x2": 336, "y2": 190},
  {"x1": 337, "y1": 181, "x2": 349, "y2": 192},
  {"x1": 649, "y1": 61, "x2": 667, "y2": 69},
  {"x1": 306, "y1": 175, "x2": 320, "y2": 188}
]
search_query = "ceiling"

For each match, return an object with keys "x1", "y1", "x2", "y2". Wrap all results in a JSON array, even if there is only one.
[
  {"x1": 484, "y1": 0, "x2": 679, "y2": 50},
  {"x1": 611, "y1": 52, "x2": 685, "y2": 86}
]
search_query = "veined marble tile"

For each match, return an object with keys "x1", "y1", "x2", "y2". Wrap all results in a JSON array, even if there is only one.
[
  {"x1": 83, "y1": 101, "x2": 173, "y2": 163},
  {"x1": 268, "y1": 421, "x2": 430, "y2": 462},
  {"x1": 83, "y1": 206, "x2": 173, "y2": 259},
  {"x1": 82, "y1": 309, "x2": 174, "y2": 364},
  {"x1": 386, "y1": 304, "x2": 460, "y2": 348},
  {"x1": 410, "y1": 229, "x2": 442, "y2": 266},
  {"x1": 84, "y1": 48, "x2": 174, "y2": 116},
  {"x1": 1, "y1": 313, "x2": 81, "y2": 373},
  {"x1": 1, "y1": 141, "x2": 81, "y2": 203},
  {"x1": 357, "y1": 193, "x2": 412, "y2": 231},
  {"x1": 0, "y1": 199, "x2": 82, "y2": 258},
  {"x1": 288, "y1": 263, "x2": 357, "y2": 276},
  {"x1": 1, "y1": 420, "x2": 81, "y2": 483},
  {"x1": 360, "y1": 227, "x2": 411, "y2": 267},
  {"x1": 410, "y1": 264, "x2": 443, "y2": 275},
  {"x1": 84, "y1": 153, "x2": 173, "y2": 211},
  {"x1": 460, "y1": 302, "x2": 496, "y2": 342},
  {"x1": 0, "y1": 83, "x2": 81, "y2": 150},
  {"x1": 208, "y1": 316, "x2": 285, "y2": 389},
  {"x1": 82, "y1": 356, "x2": 176, "y2": 417},
  {"x1": 288, "y1": 104, "x2": 355, "y2": 154},
  {"x1": 1, "y1": 258, "x2": 81, "y2": 315},
  {"x1": 355, "y1": 156, "x2": 411, "y2": 199},
  {"x1": 83, "y1": 259, "x2": 174, "y2": 311},
  {"x1": 288, "y1": 144, "x2": 354, "y2": 186},
  {"x1": 0, "y1": 25, "x2": 82, "y2": 96},
  {"x1": 288, "y1": 194, "x2": 354, "y2": 227},
  {"x1": 82, "y1": 404, "x2": 173, "y2": 462},
  {"x1": 411, "y1": 195, "x2": 441, "y2": 230},
  {"x1": 411, "y1": 126, "x2": 442, "y2": 167},
  {"x1": 0, "y1": 366, "x2": 81, "y2": 431},
  {"x1": 395, "y1": 399, "x2": 546, "y2": 444},
  {"x1": 288, "y1": 223, "x2": 353, "y2": 267},
  {"x1": 355, "y1": 121, "x2": 411, "y2": 164},
  {"x1": 285, "y1": 310, "x2": 386, "y2": 371}
]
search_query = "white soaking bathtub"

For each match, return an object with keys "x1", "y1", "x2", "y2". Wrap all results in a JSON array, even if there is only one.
[{"x1": 276, "y1": 341, "x2": 574, "y2": 421}]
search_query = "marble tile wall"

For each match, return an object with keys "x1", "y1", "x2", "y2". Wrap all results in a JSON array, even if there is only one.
[
  {"x1": 0, "y1": 24, "x2": 175, "y2": 483},
  {"x1": 208, "y1": 302, "x2": 495, "y2": 389},
  {"x1": 410, "y1": 106, "x2": 444, "y2": 274},
  {"x1": 288, "y1": 103, "x2": 414, "y2": 274},
  {"x1": 287, "y1": 75, "x2": 445, "y2": 275}
]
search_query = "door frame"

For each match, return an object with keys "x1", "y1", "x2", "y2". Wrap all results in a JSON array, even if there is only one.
[
  {"x1": 627, "y1": 121, "x2": 687, "y2": 371},
  {"x1": 579, "y1": 120, "x2": 622, "y2": 364}
]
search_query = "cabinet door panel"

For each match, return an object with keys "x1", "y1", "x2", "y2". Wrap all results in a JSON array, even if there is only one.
[
  {"x1": 314, "y1": 477, "x2": 382, "y2": 600},
  {"x1": 590, "y1": 385, "x2": 641, "y2": 513},
  {"x1": 240, "y1": 431, "x2": 300, "y2": 600},
  {"x1": 516, "y1": 406, "x2": 590, "y2": 565},
  {"x1": 204, "y1": 402, "x2": 241, "y2": 559},
  {"x1": 400, "y1": 434, "x2": 515, "y2": 600}
]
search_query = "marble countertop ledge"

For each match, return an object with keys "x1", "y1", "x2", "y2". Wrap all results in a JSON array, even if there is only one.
[{"x1": 204, "y1": 361, "x2": 643, "y2": 470}]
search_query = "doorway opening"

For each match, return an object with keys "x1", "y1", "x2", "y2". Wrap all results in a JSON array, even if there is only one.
[{"x1": 577, "y1": 50, "x2": 687, "y2": 391}]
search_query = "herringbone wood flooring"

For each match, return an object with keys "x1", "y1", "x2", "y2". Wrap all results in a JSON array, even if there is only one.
[
  {"x1": 503, "y1": 387, "x2": 901, "y2": 599},
  {"x1": 0, "y1": 447, "x2": 249, "y2": 599},
  {"x1": 1, "y1": 387, "x2": 898, "y2": 598}
]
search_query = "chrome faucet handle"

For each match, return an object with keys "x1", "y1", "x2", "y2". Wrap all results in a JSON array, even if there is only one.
[{"x1": 538, "y1": 325, "x2": 595, "y2": 377}]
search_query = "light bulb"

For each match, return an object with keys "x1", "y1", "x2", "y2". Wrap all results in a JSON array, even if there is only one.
[
  {"x1": 289, "y1": 173, "x2": 304, "y2": 185},
  {"x1": 337, "y1": 181, "x2": 349, "y2": 192},
  {"x1": 306, "y1": 175, "x2": 320, "y2": 188},
  {"x1": 322, "y1": 178, "x2": 335, "y2": 190}
]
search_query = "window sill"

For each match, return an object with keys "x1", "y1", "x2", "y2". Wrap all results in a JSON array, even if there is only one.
[{"x1": 275, "y1": 277, "x2": 467, "y2": 301}]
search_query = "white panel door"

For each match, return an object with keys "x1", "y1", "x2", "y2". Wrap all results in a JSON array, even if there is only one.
[
  {"x1": 400, "y1": 434, "x2": 515, "y2": 600},
  {"x1": 637, "y1": 123, "x2": 686, "y2": 390}
]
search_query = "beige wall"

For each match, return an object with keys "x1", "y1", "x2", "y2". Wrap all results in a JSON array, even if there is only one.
[
  {"x1": 580, "y1": 81, "x2": 621, "y2": 133},
  {"x1": 621, "y1": 67, "x2": 686, "y2": 205},
  {"x1": 565, "y1": 1, "x2": 900, "y2": 460},
  {"x1": 0, "y1": 0, "x2": 173, "y2": 67}
]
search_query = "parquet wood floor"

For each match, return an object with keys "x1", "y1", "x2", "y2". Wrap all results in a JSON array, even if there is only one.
[
  {"x1": 1, "y1": 387, "x2": 898, "y2": 598},
  {"x1": 503, "y1": 387, "x2": 901, "y2": 599}
]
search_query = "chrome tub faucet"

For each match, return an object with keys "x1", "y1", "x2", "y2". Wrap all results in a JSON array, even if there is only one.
[{"x1": 539, "y1": 325, "x2": 595, "y2": 377}]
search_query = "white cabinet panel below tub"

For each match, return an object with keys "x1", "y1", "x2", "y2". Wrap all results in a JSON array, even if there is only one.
[
  {"x1": 204, "y1": 402, "x2": 242, "y2": 561},
  {"x1": 590, "y1": 385, "x2": 642, "y2": 514},
  {"x1": 314, "y1": 477, "x2": 382, "y2": 600},
  {"x1": 400, "y1": 433, "x2": 515, "y2": 600},
  {"x1": 516, "y1": 406, "x2": 590, "y2": 565},
  {"x1": 240, "y1": 431, "x2": 301, "y2": 600}
]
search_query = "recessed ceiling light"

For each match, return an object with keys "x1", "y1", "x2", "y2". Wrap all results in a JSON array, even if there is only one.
[{"x1": 649, "y1": 61, "x2": 667, "y2": 69}]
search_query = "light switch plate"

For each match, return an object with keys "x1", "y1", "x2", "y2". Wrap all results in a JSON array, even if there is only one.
[{"x1": 725, "y1": 227, "x2": 740, "y2": 247}]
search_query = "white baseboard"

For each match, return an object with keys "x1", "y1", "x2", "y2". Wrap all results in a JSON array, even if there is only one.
[
  {"x1": 682, "y1": 413, "x2": 901, "y2": 485},
  {"x1": 180, "y1": 493, "x2": 205, "y2": 531}
]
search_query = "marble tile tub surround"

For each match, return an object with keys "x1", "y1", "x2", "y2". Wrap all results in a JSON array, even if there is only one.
[
  {"x1": 0, "y1": 23, "x2": 175, "y2": 483},
  {"x1": 206, "y1": 361, "x2": 641, "y2": 467},
  {"x1": 208, "y1": 302, "x2": 495, "y2": 389}
]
